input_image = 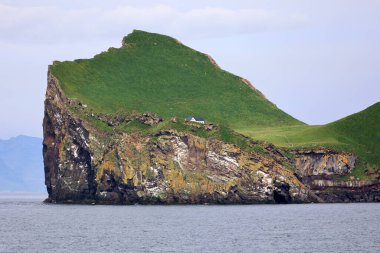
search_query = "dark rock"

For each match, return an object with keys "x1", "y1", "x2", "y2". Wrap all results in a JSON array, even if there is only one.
[{"x1": 138, "y1": 112, "x2": 162, "y2": 125}]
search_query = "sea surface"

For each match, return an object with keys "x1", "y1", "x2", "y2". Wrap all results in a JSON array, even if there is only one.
[{"x1": 0, "y1": 193, "x2": 379, "y2": 253}]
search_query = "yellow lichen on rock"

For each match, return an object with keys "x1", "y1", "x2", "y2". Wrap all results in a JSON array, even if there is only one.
[
  {"x1": 165, "y1": 169, "x2": 186, "y2": 193},
  {"x1": 97, "y1": 150, "x2": 118, "y2": 181},
  {"x1": 239, "y1": 155, "x2": 263, "y2": 171},
  {"x1": 122, "y1": 164, "x2": 136, "y2": 184}
]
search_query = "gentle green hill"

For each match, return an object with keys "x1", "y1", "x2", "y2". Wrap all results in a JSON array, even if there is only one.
[
  {"x1": 49, "y1": 30, "x2": 302, "y2": 129},
  {"x1": 239, "y1": 103, "x2": 380, "y2": 177},
  {"x1": 325, "y1": 102, "x2": 380, "y2": 172}
]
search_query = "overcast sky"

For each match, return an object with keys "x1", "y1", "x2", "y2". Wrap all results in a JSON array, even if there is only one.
[{"x1": 0, "y1": 0, "x2": 379, "y2": 139}]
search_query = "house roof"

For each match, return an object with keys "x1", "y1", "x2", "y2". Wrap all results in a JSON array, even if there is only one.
[{"x1": 186, "y1": 116, "x2": 205, "y2": 121}]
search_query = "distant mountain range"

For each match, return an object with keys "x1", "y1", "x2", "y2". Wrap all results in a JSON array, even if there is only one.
[{"x1": 0, "y1": 135, "x2": 44, "y2": 192}]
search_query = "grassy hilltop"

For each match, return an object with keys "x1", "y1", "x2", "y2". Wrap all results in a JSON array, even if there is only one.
[
  {"x1": 50, "y1": 30, "x2": 301, "y2": 129},
  {"x1": 49, "y1": 30, "x2": 379, "y2": 177}
]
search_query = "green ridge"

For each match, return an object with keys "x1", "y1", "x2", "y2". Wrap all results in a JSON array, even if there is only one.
[
  {"x1": 50, "y1": 30, "x2": 302, "y2": 129},
  {"x1": 49, "y1": 30, "x2": 379, "y2": 177}
]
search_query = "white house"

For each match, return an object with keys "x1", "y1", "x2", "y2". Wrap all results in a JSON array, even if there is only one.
[{"x1": 186, "y1": 116, "x2": 205, "y2": 124}]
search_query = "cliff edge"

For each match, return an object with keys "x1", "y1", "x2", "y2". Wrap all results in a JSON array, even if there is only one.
[{"x1": 43, "y1": 31, "x2": 380, "y2": 204}]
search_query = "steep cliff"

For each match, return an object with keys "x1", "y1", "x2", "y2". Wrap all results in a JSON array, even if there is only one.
[
  {"x1": 43, "y1": 73, "x2": 316, "y2": 204},
  {"x1": 43, "y1": 30, "x2": 380, "y2": 204},
  {"x1": 293, "y1": 150, "x2": 380, "y2": 202},
  {"x1": 43, "y1": 72, "x2": 380, "y2": 204}
]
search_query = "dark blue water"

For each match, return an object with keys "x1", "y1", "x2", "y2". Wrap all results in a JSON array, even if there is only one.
[{"x1": 0, "y1": 193, "x2": 379, "y2": 253}]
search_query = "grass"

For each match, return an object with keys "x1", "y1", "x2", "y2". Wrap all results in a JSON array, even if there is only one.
[
  {"x1": 238, "y1": 125, "x2": 341, "y2": 148},
  {"x1": 50, "y1": 30, "x2": 302, "y2": 130},
  {"x1": 50, "y1": 30, "x2": 379, "y2": 178},
  {"x1": 75, "y1": 107, "x2": 272, "y2": 158},
  {"x1": 238, "y1": 103, "x2": 380, "y2": 177}
]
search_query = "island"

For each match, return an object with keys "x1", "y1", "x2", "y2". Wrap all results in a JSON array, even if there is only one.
[{"x1": 43, "y1": 30, "x2": 380, "y2": 204}]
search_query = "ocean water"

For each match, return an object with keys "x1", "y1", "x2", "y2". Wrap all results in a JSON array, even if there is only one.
[{"x1": 0, "y1": 193, "x2": 379, "y2": 253}]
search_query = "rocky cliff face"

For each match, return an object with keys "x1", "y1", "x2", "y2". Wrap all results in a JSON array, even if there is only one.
[
  {"x1": 294, "y1": 150, "x2": 356, "y2": 178},
  {"x1": 43, "y1": 73, "x2": 380, "y2": 204},
  {"x1": 43, "y1": 73, "x2": 96, "y2": 203},
  {"x1": 293, "y1": 150, "x2": 380, "y2": 202}
]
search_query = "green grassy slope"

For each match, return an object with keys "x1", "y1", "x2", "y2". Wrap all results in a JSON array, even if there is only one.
[
  {"x1": 325, "y1": 102, "x2": 380, "y2": 172},
  {"x1": 49, "y1": 30, "x2": 379, "y2": 176},
  {"x1": 239, "y1": 103, "x2": 380, "y2": 176},
  {"x1": 49, "y1": 30, "x2": 302, "y2": 129}
]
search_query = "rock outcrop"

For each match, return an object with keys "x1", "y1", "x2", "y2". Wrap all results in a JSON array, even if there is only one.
[
  {"x1": 294, "y1": 150, "x2": 356, "y2": 178},
  {"x1": 293, "y1": 150, "x2": 380, "y2": 202},
  {"x1": 43, "y1": 72, "x2": 380, "y2": 204},
  {"x1": 43, "y1": 73, "x2": 96, "y2": 203}
]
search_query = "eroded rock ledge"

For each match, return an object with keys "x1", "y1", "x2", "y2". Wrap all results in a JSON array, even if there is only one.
[
  {"x1": 43, "y1": 73, "x2": 380, "y2": 204},
  {"x1": 293, "y1": 150, "x2": 380, "y2": 202},
  {"x1": 294, "y1": 149, "x2": 356, "y2": 178}
]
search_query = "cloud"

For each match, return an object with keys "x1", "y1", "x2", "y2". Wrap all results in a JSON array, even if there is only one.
[{"x1": 0, "y1": 3, "x2": 309, "y2": 44}]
